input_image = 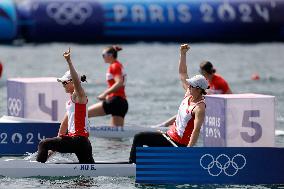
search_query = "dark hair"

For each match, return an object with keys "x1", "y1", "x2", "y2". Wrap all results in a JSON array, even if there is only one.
[
  {"x1": 81, "y1": 75, "x2": 87, "y2": 82},
  {"x1": 200, "y1": 61, "x2": 216, "y2": 75},
  {"x1": 105, "y1": 45, "x2": 123, "y2": 59},
  {"x1": 201, "y1": 89, "x2": 207, "y2": 95}
]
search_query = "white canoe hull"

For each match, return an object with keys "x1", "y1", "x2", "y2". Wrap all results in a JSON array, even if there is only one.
[
  {"x1": 0, "y1": 159, "x2": 135, "y2": 177},
  {"x1": 275, "y1": 129, "x2": 284, "y2": 136},
  {"x1": 89, "y1": 125, "x2": 167, "y2": 138}
]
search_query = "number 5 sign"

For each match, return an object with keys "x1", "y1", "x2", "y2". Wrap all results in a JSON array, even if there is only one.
[{"x1": 203, "y1": 94, "x2": 275, "y2": 147}]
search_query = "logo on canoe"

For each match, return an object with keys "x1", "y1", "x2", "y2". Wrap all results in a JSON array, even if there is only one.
[{"x1": 200, "y1": 154, "x2": 246, "y2": 176}]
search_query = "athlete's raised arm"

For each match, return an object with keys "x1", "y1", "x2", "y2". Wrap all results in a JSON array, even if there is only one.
[
  {"x1": 179, "y1": 44, "x2": 190, "y2": 91},
  {"x1": 63, "y1": 48, "x2": 87, "y2": 104}
]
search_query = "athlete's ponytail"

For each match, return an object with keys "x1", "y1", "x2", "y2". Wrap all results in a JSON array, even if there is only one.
[
  {"x1": 112, "y1": 45, "x2": 122, "y2": 52},
  {"x1": 81, "y1": 75, "x2": 87, "y2": 82}
]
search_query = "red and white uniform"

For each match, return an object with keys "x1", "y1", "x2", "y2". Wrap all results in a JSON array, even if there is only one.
[
  {"x1": 207, "y1": 74, "x2": 230, "y2": 94},
  {"x1": 0, "y1": 63, "x2": 2, "y2": 78},
  {"x1": 106, "y1": 60, "x2": 127, "y2": 99},
  {"x1": 167, "y1": 96, "x2": 205, "y2": 145},
  {"x1": 65, "y1": 97, "x2": 89, "y2": 137}
]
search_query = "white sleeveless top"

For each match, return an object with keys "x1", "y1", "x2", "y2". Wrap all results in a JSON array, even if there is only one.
[{"x1": 167, "y1": 95, "x2": 205, "y2": 145}]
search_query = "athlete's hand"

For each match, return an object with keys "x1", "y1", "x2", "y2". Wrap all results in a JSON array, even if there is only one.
[
  {"x1": 63, "y1": 48, "x2": 71, "y2": 62},
  {"x1": 47, "y1": 150, "x2": 55, "y2": 158},
  {"x1": 180, "y1": 44, "x2": 190, "y2": 54},
  {"x1": 97, "y1": 93, "x2": 107, "y2": 101}
]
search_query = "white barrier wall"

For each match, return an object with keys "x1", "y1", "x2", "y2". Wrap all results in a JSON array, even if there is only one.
[
  {"x1": 7, "y1": 77, "x2": 69, "y2": 121},
  {"x1": 203, "y1": 94, "x2": 275, "y2": 147}
]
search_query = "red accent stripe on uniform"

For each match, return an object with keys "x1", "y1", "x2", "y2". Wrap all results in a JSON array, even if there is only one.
[{"x1": 74, "y1": 103, "x2": 89, "y2": 137}]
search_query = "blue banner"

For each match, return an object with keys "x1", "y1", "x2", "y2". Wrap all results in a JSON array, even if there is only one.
[
  {"x1": 16, "y1": 0, "x2": 104, "y2": 42},
  {"x1": 1, "y1": 0, "x2": 284, "y2": 41},
  {"x1": 0, "y1": 122, "x2": 59, "y2": 155},
  {"x1": 3, "y1": 0, "x2": 284, "y2": 42},
  {"x1": 0, "y1": 0, "x2": 17, "y2": 40},
  {"x1": 136, "y1": 147, "x2": 284, "y2": 184}
]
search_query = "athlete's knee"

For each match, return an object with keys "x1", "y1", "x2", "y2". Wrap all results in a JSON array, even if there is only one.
[
  {"x1": 133, "y1": 133, "x2": 142, "y2": 141},
  {"x1": 76, "y1": 152, "x2": 94, "y2": 164},
  {"x1": 133, "y1": 132, "x2": 148, "y2": 144},
  {"x1": 37, "y1": 140, "x2": 49, "y2": 163},
  {"x1": 111, "y1": 116, "x2": 124, "y2": 126},
  {"x1": 88, "y1": 103, "x2": 105, "y2": 117},
  {"x1": 38, "y1": 139, "x2": 48, "y2": 149},
  {"x1": 36, "y1": 156, "x2": 46, "y2": 163},
  {"x1": 87, "y1": 107, "x2": 95, "y2": 117}
]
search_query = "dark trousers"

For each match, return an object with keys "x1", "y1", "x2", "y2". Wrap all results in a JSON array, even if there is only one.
[
  {"x1": 36, "y1": 136, "x2": 95, "y2": 164},
  {"x1": 129, "y1": 131, "x2": 186, "y2": 163}
]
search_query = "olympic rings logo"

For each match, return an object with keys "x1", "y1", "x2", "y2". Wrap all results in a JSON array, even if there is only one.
[
  {"x1": 200, "y1": 153, "x2": 246, "y2": 176},
  {"x1": 8, "y1": 98, "x2": 22, "y2": 116},
  {"x1": 46, "y1": 2, "x2": 93, "y2": 25}
]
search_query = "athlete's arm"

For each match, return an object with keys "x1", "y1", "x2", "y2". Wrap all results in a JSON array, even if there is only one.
[
  {"x1": 179, "y1": 44, "x2": 190, "y2": 91},
  {"x1": 160, "y1": 115, "x2": 177, "y2": 127},
  {"x1": 63, "y1": 48, "x2": 87, "y2": 104},
  {"x1": 187, "y1": 104, "x2": 205, "y2": 147},
  {"x1": 219, "y1": 77, "x2": 232, "y2": 94},
  {"x1": 57, "y1": 113, "x2": 68, "y2": 136},
  {"x1": 98, "y1": 64, "x2": 124, "y2": 100},
  {"x1": 98, "y1": 75, "x2": 124, "y2": 100}
]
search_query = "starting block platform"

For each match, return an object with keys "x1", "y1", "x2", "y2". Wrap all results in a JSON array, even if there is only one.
[
  {"x1": 7, "y1": 77, "x2": 68, "y2": 121},
  {"x1": 203, "y1": 94, "x2": 275, "y2": 147}
]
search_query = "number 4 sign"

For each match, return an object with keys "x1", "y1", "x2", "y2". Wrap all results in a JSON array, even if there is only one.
[
  {"x1": 7, "y1": 78, "x2": 68, "y2": 121},
  {"x1": 203, "y1": 94, "x2": 275, "y2": 147}
]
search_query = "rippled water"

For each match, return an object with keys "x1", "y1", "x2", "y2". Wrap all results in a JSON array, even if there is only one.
[{"x1": 0, "y1": 43, "x2": 284, "y2": 188}]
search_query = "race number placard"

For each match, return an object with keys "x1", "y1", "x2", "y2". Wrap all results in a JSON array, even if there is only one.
[
  {"x1": 203, "y1": 94, "x2": 275, "y2": 147},
  {"x1": 7, "y1": 78, "x2": 68, "y2": 121}
]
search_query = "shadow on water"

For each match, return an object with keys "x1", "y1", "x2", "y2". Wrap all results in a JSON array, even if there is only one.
[
  {"x1": 1, "y1": 175, "x2": 284, "y2": 189},
  {"x1": 37, "y1": 176, "x2": 99, "y2": 188},
  {"x1": 0, "y1": 176, "x2": 136, "y2": 188}
]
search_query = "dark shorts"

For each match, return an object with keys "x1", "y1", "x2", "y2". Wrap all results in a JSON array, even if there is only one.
[
  {"x1": 103, "y1": 96, "x2": 128, "y2": 118},
  {"x1": 36, "y1": 136, "x2": 94, "y2": 164}
]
